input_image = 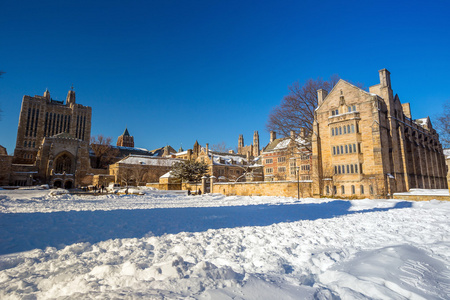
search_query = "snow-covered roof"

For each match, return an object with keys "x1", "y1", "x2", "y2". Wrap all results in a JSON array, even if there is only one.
[
  {"x1": 444, "y1": 149, "x2": 450, "y2": 159},
  {"x1": 263, "y1": 136, "x2": 309, "y2": 153},
  {"x1": 160, "y1": 171, "x2": 175, "y2": 178},
  {"x1": 414, "y1": 118, "x2": 429, "y2": 127},
  {"x1": 117, "y1": 155, "x2": 181, "y2": 166},
  {"x1": 210, "y1": 152, "x2": 248, "y2": 166}
]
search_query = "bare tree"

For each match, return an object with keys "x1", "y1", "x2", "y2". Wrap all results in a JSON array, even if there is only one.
[
  {"x1": 266, "y1": 75, "x2": 340, "y2": 144},
  {"x1": 120, "y1": 166, "x2": 134, "y2": 194},
  {"x1": 133, "y1": 166, "x2": 148, "y2": 187},
  {"x1": 435, "y1": 100, "x2": 450, "y2": 148},
  {"x1": 90, "y1": 135, "x2": 120, "y2": 169},
  {"x1": 210, "y1": 142, "x2": 231, "y2": 153}
]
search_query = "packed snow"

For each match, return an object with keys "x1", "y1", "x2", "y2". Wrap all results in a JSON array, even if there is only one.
[{"x1": 0, "y1": 188, "x2": 449, "y2": 299}]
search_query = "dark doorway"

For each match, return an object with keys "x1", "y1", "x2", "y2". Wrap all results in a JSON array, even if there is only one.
[
  {"x1": 53, "y1": 180, "x2": 62, "y2": 188},
  {"x1": 64, "y1": 181, "x2": 73, "y2": 189}
]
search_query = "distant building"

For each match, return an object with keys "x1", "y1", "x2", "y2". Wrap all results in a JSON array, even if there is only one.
[
  {"x1": 109, "y1": 155, "x2": 182, "y2": 186},
  {"x1": 174, "y1": 141, "x2": 263, "y2": 182},
  {"x1": 116, "y1": 127, "x2": 134, "y2": 148}
]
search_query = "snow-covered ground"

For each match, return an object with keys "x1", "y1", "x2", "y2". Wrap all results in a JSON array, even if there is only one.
[{"x1": 0, "y1": 188, "x2": 449, "y2": 299}]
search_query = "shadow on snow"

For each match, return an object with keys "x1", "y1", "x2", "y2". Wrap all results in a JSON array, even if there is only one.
[{"x1": 0, "y1": 200, "x2": 412, "y2": 255}]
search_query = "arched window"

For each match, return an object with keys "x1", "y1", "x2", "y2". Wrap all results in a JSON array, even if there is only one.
[
  {"x1": 341, "y1": 186, "x2": 345, "y2": 194},
  {"x1": 347, "y1": 125, "x2": 350, "y2": 133},
  {"x1": 352, "y1": 185, "x2": 355, "y2": 194},
  {"x1": 55, "y1": 154, "x2": 72, "y2": 174},
  {"x1": 360, "y1": 185, "x2": 364, "y2": 194}
]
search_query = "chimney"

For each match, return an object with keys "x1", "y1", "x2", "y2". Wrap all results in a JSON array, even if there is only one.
[
  {"x1": 379, "y1": 68, "x2": 391, "y2": 88},
  {"x1": 317, "y1": 89, "x2": 328, "y2": 106},
  {"x1": 290, "y1": 130, "x2": 295, "y2": 139},
  {"x1": 300, "y1": 128, "x2": 306, "y2": 138},
  {"x1": 270, "y1": 131, "x2": 277, "y2": 143},
  {"x1": 228, "y1": 149, "x2": 235, "y2": 154},
  {"x1": 206, "y1": 143, "x2": 209, "y2": 154}
]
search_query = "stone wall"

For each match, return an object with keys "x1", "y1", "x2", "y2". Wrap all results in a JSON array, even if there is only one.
[{"x1": 210, "y1": 181, "x2": 312, "y2": 197}]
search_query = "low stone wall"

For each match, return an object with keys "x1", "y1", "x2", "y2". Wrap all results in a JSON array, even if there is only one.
[
  {"x1": 393, "y1": 194, "x2": 449, "y2": 201},
  {"x1": 146, "y1": 182, "x2": 182, "y2": 190},
  {"x1": 211, "y1": 181, "x2": 312, "y2": 198}
]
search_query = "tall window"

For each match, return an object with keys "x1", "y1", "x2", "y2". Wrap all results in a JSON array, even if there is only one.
[
  {"x1": 360, "y1": 185, "x2": 364, "y2": 194},
  {"x1": 341, "y1": 186, "x2": 345, "y2": 194},
  {"x1": 352, "y1": 185, "x2": 355, "y2": 194},
  {"x1": 55, "y1": 154, "x2": 72, "y2": 174}
]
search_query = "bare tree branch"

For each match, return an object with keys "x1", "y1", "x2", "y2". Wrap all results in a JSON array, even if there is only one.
[
  {"x1": 90, "y1": 135, "x2": 120, "y2": 169},
  {"x1": 266, "y1": 76, "x2": 339, "y2": 145},
  {"x1": 435, "y1": 100, "x2": 450, "y2": 148}
]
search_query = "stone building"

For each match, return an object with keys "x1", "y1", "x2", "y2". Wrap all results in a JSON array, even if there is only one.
[
  {"x1": 312, "y1": 69, "x2": 448, "y2": 198},
  {"x1": 261, "y1": 129, "x2": 311, "y2": 182},
  {"x1": 13, "y1": 88, "x2": 91, "y2": 164},
  {"x1": 0, "y1": 146, "x2": 13, "y2": 186},
  {"x1": 108, "y1": 155, "x2": 181, "y2": 186},
  {"x1": 237, "y1": 131, "x2": 260, "y2": 157},
  {"x1": 116, "y1": 127, "x2": 134, "y2": 148},
  {"x1": 8, "y1": 88, "x2": 93, "y2": 187},
  {"x1": 174, "y1": 141, "x2": 263, "y2": 182}
]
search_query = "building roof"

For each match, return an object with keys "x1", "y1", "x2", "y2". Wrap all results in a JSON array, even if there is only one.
[
  {"x1": 444, "y1": 149, "x2": 450, "y2": 159},
  {"x1": 262, "y1": 136, "x2": 308, "y2": 153},
  {"x1": 116, "y1": 155, "x2": 181, "y2": 166},
  {"x1": 122, "y1": 127, "x2": 131, "y2": 137}
]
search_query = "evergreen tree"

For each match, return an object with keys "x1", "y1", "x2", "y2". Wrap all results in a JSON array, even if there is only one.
[{"x1": 171, "y1": 160, "x2": 208, "y2": 183}]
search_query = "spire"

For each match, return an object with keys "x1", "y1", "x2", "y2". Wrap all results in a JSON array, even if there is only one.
[{"x1": 122, "y1": 127, "x2": 130, "y2": 136}]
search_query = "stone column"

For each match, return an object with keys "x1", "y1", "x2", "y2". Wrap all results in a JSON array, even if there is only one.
[
  {"x1": 201, "y1": 176, "x2": 207, "y2": 194},
  {"x1": 210, "y1": 176, "x2": 216, "y2": 194}
]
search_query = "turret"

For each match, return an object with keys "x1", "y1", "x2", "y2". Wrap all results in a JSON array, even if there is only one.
[
  {"x1": 66, "y1": 86, "x2": 76, "y2": 105},
  {"x1": 44, "y1": 89, "x2": 51, "y2": 101}
]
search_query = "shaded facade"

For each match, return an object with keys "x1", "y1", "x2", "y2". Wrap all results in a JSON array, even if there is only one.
[{"x1": 13, "y1": 88, "x2": 91, "y2": 164}]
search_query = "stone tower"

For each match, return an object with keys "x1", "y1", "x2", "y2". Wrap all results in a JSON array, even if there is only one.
[
  {"x1": 117, "y1": 127, "x2": 134, "y2": 148},
  {"x1": 238, "y1": 134, "x2": 244, "y2": 154},
  {"x1": 253, "y1": 131, "x2": 260, "y2": 156}
]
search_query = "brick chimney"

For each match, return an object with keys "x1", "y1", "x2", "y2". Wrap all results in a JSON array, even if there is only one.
[{"x1": 270, "y1": 131, "x2": 277, "y2": 143}]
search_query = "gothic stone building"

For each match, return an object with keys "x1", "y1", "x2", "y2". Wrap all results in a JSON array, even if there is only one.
[
  {"x1": 312, "y1": 69, "x2": 448, "y2": 198},
  {"x1": 175, "y1": 141, "x2": 263, "y2": 182},
  {"x1": 10, "y1": 88, "x2": 92, "y2": 188}
]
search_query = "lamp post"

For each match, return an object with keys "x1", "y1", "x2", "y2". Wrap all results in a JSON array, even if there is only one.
[{"x1": 295, "y1": 166, "x2": 300, "y2": 200}]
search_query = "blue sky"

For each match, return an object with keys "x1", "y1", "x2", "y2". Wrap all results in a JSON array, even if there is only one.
[{"x1": 1, "y1": 0, "x2": 449, "y2": 154}]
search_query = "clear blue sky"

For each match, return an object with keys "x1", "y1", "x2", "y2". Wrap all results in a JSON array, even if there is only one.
[{"x1": 1, "y1": 0, "x2": 449, "y2": 154}]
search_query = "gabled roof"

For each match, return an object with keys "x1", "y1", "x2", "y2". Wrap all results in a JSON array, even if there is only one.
[
  {"x1": 262, "y1": 136, "x2": 308, "y2": 153},
  {"x1": 117, "y1": 154, "x2": 181, "y2": 166},
  {"x1": 315, "y1": 79, "x2": 377, "y2": 112}
]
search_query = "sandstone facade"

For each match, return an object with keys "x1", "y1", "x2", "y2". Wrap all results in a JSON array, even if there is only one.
[{"x1": 312, "y1": 69, "x2": 447, "y2": 198}]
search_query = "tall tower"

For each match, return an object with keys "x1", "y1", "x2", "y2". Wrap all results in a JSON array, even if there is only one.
[
  {"x1": 238, "y1": 134, "x2": 244, "y2": 154},
  {"x1": 253, "y1": 131, "x2": 260, "y2": 156},
  {"x1": 117, "y1": 127, "x2": 134, "y2": 148}
]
